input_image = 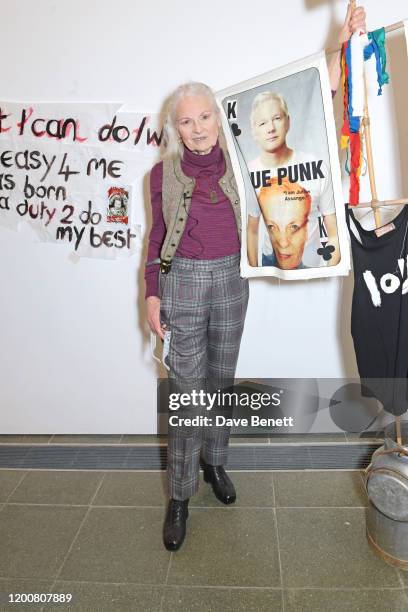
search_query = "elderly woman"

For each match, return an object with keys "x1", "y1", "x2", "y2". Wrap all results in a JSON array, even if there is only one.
[{"x1": 145, "y1": 82, "x2": 249, "y2": 551}]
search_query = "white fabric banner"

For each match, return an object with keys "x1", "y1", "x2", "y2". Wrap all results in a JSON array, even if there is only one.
[
  {"x1": 0, "y1": 102, "x2": 161, "y2": 259},
  {"x1": 216, "y1": 51, "x2": 350, "y2": 280}
]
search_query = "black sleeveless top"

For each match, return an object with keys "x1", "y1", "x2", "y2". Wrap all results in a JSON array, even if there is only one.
[{"x1": 346, "y1": 205, "x2": 408, "y2": 416}]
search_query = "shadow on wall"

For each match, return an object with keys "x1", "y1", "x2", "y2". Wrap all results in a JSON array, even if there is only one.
[
  {"x1": 136, "y1": 101, "x2": 168, "y2": 381},
  {"x1": 303, "y1": 0, "x2": 360, "y2": 377},
  {"x1": 387, "y1": 29, "x2": 408, "y2": 200},
  {"x1": 304, "y1": 0, "x2": 349, "y2": 50}
]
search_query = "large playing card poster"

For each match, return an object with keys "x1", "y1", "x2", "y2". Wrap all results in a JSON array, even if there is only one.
[{"x1": 216, "y1": 52, "x2": 350, "y2": 280}]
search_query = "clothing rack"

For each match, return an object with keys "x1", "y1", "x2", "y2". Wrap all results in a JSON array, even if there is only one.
[
  {"x1": 354, "y1": 198, "x2": 408, "y2": 209},
  {"x1": 341, "y1": 2, "x2": 404, "y2": 444},
  {"x1": 326, "y1": 20, "x2": 405, "y2": 55},
  {"x1": 328, "y1": 17, "x2": 408, "y2": 219}
]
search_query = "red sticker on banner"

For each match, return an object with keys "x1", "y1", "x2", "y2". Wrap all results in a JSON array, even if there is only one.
[{"x1": 107, "y1": 187, "x2": 129, "y2": 224}]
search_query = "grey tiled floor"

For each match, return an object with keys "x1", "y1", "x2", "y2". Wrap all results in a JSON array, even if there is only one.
[
  {"x1": 0, "y1": 468, "x2": 407, "y2": 611},
  {"x1": 0, "y1": 432, "x2": 384, "y2": 445}
]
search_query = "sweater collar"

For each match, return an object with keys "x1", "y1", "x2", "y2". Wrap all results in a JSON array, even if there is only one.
[{"x1": 182, "y1": 140, "x2": 223, "y2": 168}]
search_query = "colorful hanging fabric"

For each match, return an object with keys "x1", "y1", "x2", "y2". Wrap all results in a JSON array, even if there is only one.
[
  {"x1": 346, "y1": 38, "x2": 361, "y2": 133},
  {"x1": 364, "y1": 28, "x2": 390, "y2": 95},
  {"x1": 340, "y1": 44, "x2": 349, "y2": 151},
  {"x1": 350, "y1": 32, "x2": 367, "y2": 117},
  {"x1": 341, "y1": 41, "x2": 363, "y2": 205},
  {"x1": 340, "y1": 28, "x2": 390, "y2": 205}
]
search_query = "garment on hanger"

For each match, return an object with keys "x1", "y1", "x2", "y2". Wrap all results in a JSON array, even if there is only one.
[{"x1": 346, "y1": 205, "x2": 408, "y2": 417}]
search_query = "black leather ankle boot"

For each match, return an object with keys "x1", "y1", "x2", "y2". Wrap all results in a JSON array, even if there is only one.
[
  {"x1": 163, "y1": 498, "x2": 189, "y2": 551},
  {"x1": 202, "y1": 462, "x2": 236, "y2": 505}
]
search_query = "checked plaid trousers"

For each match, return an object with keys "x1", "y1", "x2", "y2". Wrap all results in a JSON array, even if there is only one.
[{"x1": 160, "y1": 253, "x2": 249, "y2": 500}]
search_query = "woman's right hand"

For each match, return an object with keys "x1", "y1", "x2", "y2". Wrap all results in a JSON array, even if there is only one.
[{"x1": 146, "y1": 295, "x2": 166, "y2": 340}]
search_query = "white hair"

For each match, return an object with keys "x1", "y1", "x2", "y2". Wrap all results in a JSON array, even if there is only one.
[
  {"x1": 162, "y1": 82, "x2": 220, "y2": 159},
  {"x1": 250, "y1": 92, "x2": 289, "y2": 128}
]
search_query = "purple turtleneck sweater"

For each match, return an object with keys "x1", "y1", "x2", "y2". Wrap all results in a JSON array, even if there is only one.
[{"x1": 145, "y1": 141, "x2": 240, "y2": 298}]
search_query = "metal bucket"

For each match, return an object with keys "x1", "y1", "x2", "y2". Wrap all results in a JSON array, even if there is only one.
[{"x1": 365, "y1": 420, "x2": 408, "y2": 570}]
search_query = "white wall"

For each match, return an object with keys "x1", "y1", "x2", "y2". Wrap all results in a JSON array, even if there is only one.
[{"x1": 1, "y1": 0, "x2": 407, "y2": 432}]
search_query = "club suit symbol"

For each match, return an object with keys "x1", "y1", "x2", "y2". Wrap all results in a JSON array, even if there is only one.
[
  {"x1": 317, "y1": 241, "x2": 335, "y2": 261},
  {"x1": 231, "y1": 123, "x2": 241, "y2": 137}
]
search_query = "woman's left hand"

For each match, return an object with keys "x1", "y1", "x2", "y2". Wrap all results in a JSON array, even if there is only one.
[{"x1": 146, "y1": 295, "x2": 166, "y2": 340}]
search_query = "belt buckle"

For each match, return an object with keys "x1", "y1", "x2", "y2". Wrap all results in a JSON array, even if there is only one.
[{"x1": 160, "y1": 260, "x2": 172, "y2": 275}]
